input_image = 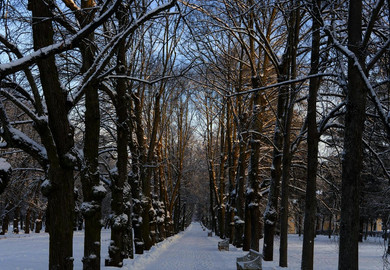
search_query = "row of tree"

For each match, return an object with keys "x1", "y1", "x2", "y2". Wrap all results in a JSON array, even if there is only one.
[
  {"x1": 0, "y1": 0, "x2": 205, "y2": 269},
  {"x1": 0, "y1": 0, "x2": 389, "y2": 270},
  {"x1": 184, "y1": 0, "x2": 390, "y2": 269}
]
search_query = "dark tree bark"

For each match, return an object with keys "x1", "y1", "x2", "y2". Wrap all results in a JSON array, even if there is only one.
[
  {"x1": 35, "y1": 212, "x2": 43, "y2": 233},
  {"x1": 279, "y1": 2, "x2": 300, "y2": 266},
  {"x1": 31, "y1": 1, "x2": 75, "y2": 268},
  {"x1": 105, "y1": 4, "x2": 134, "y2": 266},
  {"x1": 13, "y1": 206, "x2": 20, "y2": 234},
  {"x1": 218, "y1": 104, "x2": 227, "y2": 238},
  {"x1": 133, "y1": 90, "x2": 148, "y2": 253},
  {"x1": 207, "y1": 135, "x2": 218, "y2": 234},
  {"x1": 262, "y1": 2, "x2": 297, "y2": 261},
  {"x1": 278, "y1": 96, "x2": 294, "y2": 268},
  {"x1": 204, "y1": 95, "x2": 219, "y2": 234},
  {"x1": 338, "y1": 1, "x2": 366, "y2": 269},
  {"x1": 79, "y1": 8, "x2": 103, "y2": 270},
  {"x1": 262, "y1": 72, "x2": 287, "y2": 261},
  {"x1": 142, "y1": 90, "x2": 163, "y2": 247},
  {"x1": 243, "y1": 3, "x2": 265, "y2": 251},
  {"x1": 129, "y1": 142, "x2": 144, "y2": 255},
  {"x1": 1, "y1": 203, "x2": 11, "y2": 234},
  {"x1": 157, "y1": 142, "x2": 168, "y2": 240},
  {"x1": 233, "y1": 128, "x2": 247, "y2": 248},
  {"x1": 301, "y1": 1, "x2": 321, "y2": 269},
  {"x1": 25, "y1": 208, "x2": 31, "y2": 234},
  {"x1": 225, "y1": 102, "x2": 237, "y2": 243},
  {"x1": 244, "y1": 78, "x2": 265, "y2": 252}
]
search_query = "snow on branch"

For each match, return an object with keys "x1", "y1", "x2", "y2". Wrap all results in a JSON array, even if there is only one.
[
  {"x1": 324, "y1": 27, "x2": 390, "y2": 139},
  {"x1": 0, "y1": 37, "x2": 45, "y2": 115},
  {"x1": 0, "y1": 89, "x2": 41, "y2": 124},
  {"x1": 0, "y1": 0, "x2": 121, "y2": 78},
  {"x1": 0, "y1": 81, "x2": 35, "y2": 104},
  {"x1": 103, "y1": 74, "x2": 179, "y2": 85},
  {"x1": 0, "y1": 103, "x2": 48, "y2": 167}
]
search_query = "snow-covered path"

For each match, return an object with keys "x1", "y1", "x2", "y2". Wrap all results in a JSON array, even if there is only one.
[
  {"x1": 125, "y1": 223, "x2": 245, "y2": 270},
  {"x1": 0, "y1": 222, "x2": 386, "y2": 269}
]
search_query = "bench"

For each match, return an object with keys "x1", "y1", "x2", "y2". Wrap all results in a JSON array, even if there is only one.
[
  {"x1": 218, "y1": 239, "x2": 229, "y2": 251},
  {"x1": 236, "y1": 249, "x2": 262, "y2": 270}
]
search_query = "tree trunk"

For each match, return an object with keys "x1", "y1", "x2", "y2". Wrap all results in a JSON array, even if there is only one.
[
  {"x1": 13, "y1": 206, "x2": 20, "y2": 234},
  {"x1": 209, "y1": 162, "x2": 216, "y2": 233},
  {"x1": 132, "y1": 91, "x2": 148, "y2": 254},
  {"x1": 226, "y1": 103, "x2": 238, "y2": 243},
  {"x1": 242, "y1": 2, "x2": 265, "y2": 252},
  {"x1": 338, "y1": 1, "x2": 366, "y2": 269},
  {"x1": 105, "y1": 8, "x2": 132, "y2": 263},
  {"x1": 301, "y1": 1, "x2": 321, "y2": 269},
  {"x1": 130, "y1": 156, "x2": 144, "y2": 255},
  {"x1": 1, "y1": 203, "x2": 10, "y2": 234},
  {"x1": 157, "y1": 142, "x2": 168, "y2": 241},
  {"x1": 279, "y1": 112, "x2": 293, "y2": 268},
  {"x1": 31, "y1": 1, "x2": 75, "y2": 269},
  {"x1": 388, "y1": 229, "x2": 390, "y2": 255},
  {"x1": 46, "y1": 168, "x2": 74, "y2": 270},
  {"x1": 338, "y1": 0, "x2": 366, "y2": 269},
  {"x1": 233, "y1": 135, "x2": 246, "y2": 247},
  {"x1": 25, "y1": 208, "x2": 31, "y2": 234},
  {"x1": 232, "y1": 55, "x2": 246, "y2": 248},
  {"x1": 218, "y1": 105, "x2": 227, "y2": 238},
  {"x1": 364, "y1": 219, "x2": 368, "y2": 241},
  {"x1": 35, "y1": 212, "x2": 43, "y2": 233},
  {"x1": 279, "y1": 2, "x2": 300, "y2": 266},
  {"x1": 244, "y1": 77, "x2": 265, "y2": 252},
  {"x1": 19, "y1": 212, "x2": 23, "y2": 234},
  {"x1": 143, "y1": 91, "x2": 163, "y2": 248},
  {"x1": 182, "y1": 203, "x2": 186, "y2": 231},
  {"x1": 262, "y1": 3, "x2": 297, "y2": 260},
  {"x1": 80, "y1": 29, "x2": 102, "y2": 270},
  {"x1": 134, "y1": 92, "x2": 153, "y2": 250},
  {"x1": 263, "y1": 78, "x2": 287, "y2": 261}
]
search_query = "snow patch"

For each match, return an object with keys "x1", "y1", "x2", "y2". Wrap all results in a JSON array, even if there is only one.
[{"x1": 0, "y1": 158, "x2": 11, "y2": 172}]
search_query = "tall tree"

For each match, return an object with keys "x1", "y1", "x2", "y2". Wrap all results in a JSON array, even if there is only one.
[
  {"x1": 105, "y1": 3, "x2": 133, "y2": 266},
  {"x1": 301, "y1": 1, "x2": 321, "y2": 269},
  {"x1": 242, "y1": 0, "x2": 266, "y2": 252},
  {"x1": 338, "y1": 1, "x2": 366, "y2": 269},
  {"x1": 66, "y1": 1, "x2": 105, "y2": 268},
  {"x1": 278, "y1": 1, "x2": 300, "y2": 263},
  {"x1": 30, "y1": 1, "x2": 75, "y2": 268}
]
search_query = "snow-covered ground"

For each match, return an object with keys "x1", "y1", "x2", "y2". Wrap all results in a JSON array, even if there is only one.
[{"x1": 0, "y1": 223, "x2": 387, "y2": 269}]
